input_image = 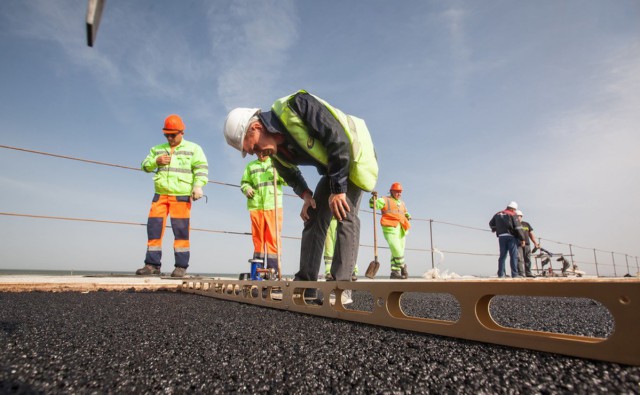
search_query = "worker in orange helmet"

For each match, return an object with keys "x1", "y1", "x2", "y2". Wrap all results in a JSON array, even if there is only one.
[
  {"x1": 369, "y1": 182, "x2": 412, "y2": 279},
  {"x1": 135, "y1": 114, "x2": 209, "y2": 278}
]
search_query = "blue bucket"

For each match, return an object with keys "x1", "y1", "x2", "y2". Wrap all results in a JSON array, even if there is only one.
[{"x1": 249, "y1": 259, "x2": 264, "y2": 281}]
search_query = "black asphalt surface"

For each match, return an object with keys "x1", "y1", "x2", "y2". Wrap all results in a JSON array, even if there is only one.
[{"x1": 1, "y1": 291, "x2": 638, "y2": 394}]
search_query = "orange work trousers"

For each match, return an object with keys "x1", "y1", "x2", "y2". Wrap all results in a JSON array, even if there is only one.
[
  {"x1": 249, "y1": 208, "x2": 283, "y2": 271},
  {"x1": 145, "y1": 194, "x2": 191, "y2": 268}
]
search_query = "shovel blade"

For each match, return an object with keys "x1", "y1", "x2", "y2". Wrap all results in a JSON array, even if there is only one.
[{"x1": 365, "y1": 260, "x2": 380, "y2": 279}]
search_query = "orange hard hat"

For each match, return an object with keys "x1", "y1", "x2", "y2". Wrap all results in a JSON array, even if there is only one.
[
  {"x1": 390, "y1": 182, "x2": 403, "y2": 192},
  {"x1": 163, "y1": 114, "x2": 185, "y2": 134}
]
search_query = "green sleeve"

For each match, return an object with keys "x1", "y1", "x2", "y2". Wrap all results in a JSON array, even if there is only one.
[
  {"x1": 191, "y1": 145, "x2": 209, "y2": 187},
  {"x1": 141, "y1": 147, "x2": 159, "y2": 172},
  {"x1": 240, "y1": 164, "x2": 252, "y2": 194}
]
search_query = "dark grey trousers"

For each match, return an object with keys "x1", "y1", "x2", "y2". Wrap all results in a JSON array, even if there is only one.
[{"x1": 295, "y1": 176, "x2": 363, "y2": 282}]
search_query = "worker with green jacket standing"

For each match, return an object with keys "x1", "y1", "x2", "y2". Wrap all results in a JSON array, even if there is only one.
[
  {"x1": 241, "y1": 155, "x2": 286, "y2": 275},
  {"x1": 136, "y1": 114, "x2": 208, "y2": 278},
  {"x1": 370, "y1": 182, "x2": 411, "y2": 279}
]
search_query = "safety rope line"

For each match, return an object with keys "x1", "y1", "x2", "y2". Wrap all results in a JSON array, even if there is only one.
[
  {"x1": 538, "y1": 237, "x2": 627, "y2": 256},
  {"x1": 431, "y1": 220, "x2": 491, "y2": 233},
  {"x1": 0, "y1": 211, "x2": 502, "y2": 257},
  {"x1": 1, "y1": 144, "x2": 636, "y2": 262}
]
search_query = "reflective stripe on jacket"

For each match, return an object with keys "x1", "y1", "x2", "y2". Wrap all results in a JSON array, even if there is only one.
[
  {"x1": 141, "y1": 139, "x2": 208, "y2": 196},
  {"x1": 240, "y1": 157, "x2": 285, "y2": 211},
  {"x1": 270, "y1": 90, "x2": 378, "y2": 192}
]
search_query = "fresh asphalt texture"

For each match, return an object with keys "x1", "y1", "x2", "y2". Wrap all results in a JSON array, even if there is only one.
[{"x1": 1, "y1": 290, "x2": 638, "y2": 394}]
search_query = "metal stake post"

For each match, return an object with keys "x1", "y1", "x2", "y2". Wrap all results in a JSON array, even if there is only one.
[
  {"x1": 429, "y1": 219, "x2": 435, "y2": 269},
  {"x1": 625, "y1": 254, "x2": 630, "y2": 276}
]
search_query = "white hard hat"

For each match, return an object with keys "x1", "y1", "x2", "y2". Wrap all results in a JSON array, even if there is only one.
[
  {"x1": 223, "y1": 107, "x2": 261, "y2": 157},
  {"x1": 507, "y1": 201, "x2": 518, "y2": 210},
  {"x1": 515, "y1": 210, "x2": 523, "y2": 216}
]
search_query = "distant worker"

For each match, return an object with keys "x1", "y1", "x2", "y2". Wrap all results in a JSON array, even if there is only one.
[
  {"x1": 241, "y1": 155, "x2": 285, "y2": 276},
  {"x1": 515, "y1": 210, "x2": 540, "y2": 278},
  {"x1": 370, "y1": 182, "x2": 412, "y2": 279},
  {"x1": 489, "y1": 201, "x2": 525, "y2": 278},
  {"x1": 136, "y1": 114, "x2": 208, "y2": 278},
  {"x1": 223, "y1": 90, "x2": 378, "y2": 302},
  {"x1": 324, "y1": 217, "x2": 359, "y2": 281}
]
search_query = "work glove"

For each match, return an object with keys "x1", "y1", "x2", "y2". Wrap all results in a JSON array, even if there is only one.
[
  {"x1": 191, "y1": 186, "x2": 204, "y2": 201},
  {"x1": 244, "y1": 187, "x2": 255, "y2": 199},
  {"x1": 406, "y1": 213, "x2": 412, "y2": 221}
]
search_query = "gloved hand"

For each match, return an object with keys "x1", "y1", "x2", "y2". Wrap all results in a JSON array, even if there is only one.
[
  {"x1": 406, "y1": 214, "x2": 412, "y2": 221},
  {"x1": 369, "y1": 191, "x2": 378, "y2": 207},
  {"x1": 191, "y1": 186, "x2": 204, "y2": 201},
  {"x1": 244, "y1": 187, "x2": 255, "y2": 199}
]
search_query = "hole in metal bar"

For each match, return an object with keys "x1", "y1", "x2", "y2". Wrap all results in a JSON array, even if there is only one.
[
  {"x1": 292, "y1": 287, "x2": 323, "y2": 307},
  {"x1": 489, "y1": 296, "x2": 613, "y2": 338},
  {"x1": 260, "y1": 286, "x2": 283, "y2": 302},
  {"x1": 343, "y1": 290, "x2": 375, "y2": 312},
  {"x1": 399, "y1": 292, "x2": 461, "y2": 322}
]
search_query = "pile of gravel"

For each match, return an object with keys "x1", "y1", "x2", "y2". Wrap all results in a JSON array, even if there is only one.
[{"x1": 1, "y1": 291, "x2": 638, "y2": 393}]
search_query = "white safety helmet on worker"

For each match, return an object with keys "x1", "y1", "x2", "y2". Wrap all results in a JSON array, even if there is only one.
[
  {"x1": 515, "y1": 210, "x2": 523, "y2": 216},
  {"x1": 223, "y1": 108, "x2": 261, "y2": 157},
  {"x1": 507, "y1": 201, "x2": 518, "y2": 210}
]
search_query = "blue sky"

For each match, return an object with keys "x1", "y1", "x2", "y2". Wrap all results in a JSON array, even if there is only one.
[{"x1": 1, "y1": 0, "x2": 638, "y2": 277}]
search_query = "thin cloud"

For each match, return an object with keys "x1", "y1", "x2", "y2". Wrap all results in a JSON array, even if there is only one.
[
  {"x1": 206, "y1": 0, "x2": 299, "y2": 109},
  {"x1": 527, "y1": 42, "x2": 640, "y2": 250},
  {"x1": 441, "y1": 6, "x2": 471, "y2": 96}
]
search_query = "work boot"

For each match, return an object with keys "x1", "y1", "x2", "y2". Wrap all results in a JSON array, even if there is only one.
[
  {"x1": 400, "y1": 264, "x2": 409, "y2": 279},
  {"x1": 390, "y1": 270, "x2": 404, "y2": 280},
  {"x1": 136, "y1": 264, "x2": 160, "y2": 276},
  {"x1": 325, "y1": 273, "x2": 335, "y2": 281},
  {"x1": 329, "y1": 289, "x2": 353, "y2": 305},
  {"x1": 171, "y1": 267, "x2": 187, "y2": 278},
  {"x1": 341, "y1": 289, "x2": 353, "y2": 304}
]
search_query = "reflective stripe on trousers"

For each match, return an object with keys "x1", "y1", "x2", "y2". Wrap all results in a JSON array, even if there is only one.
[
  {"x1": 382, "y1": 224, "x2": 407, "y2": 270},
  {"x1": 145, "y1": 194, "x2": 191, "y2": 268},
  {"x1": 249, "y1": 208, "x2": 283, "y2": 271}
]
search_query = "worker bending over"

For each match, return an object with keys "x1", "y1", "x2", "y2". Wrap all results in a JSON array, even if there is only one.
[{"x1": 223, "y1": 90, "x2": 378, "y2": 302}]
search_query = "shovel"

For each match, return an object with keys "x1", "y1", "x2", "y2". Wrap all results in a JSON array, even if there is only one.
[
  {"x1": 272, "y1": 165, "x2": 282, "y2": 281},
  {"x1": 365, "y1": 191, "x2": 380, "y2": 278}
]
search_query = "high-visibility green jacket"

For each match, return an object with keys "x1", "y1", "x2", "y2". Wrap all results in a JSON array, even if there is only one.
[
  {"x1": 268, "y1": 90, "x2": 378, "y2": 194},
  {"x1": 240, "y1": 157, "x2": 285, "y2": 211},
  {"x1": 141, "y1": 139, "x2": 208, "y2": 196}
]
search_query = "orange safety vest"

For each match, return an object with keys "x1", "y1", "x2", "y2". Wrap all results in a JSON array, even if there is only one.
[{"x1": 380, "y1": 196, "x2": 411, "y2": 231}]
